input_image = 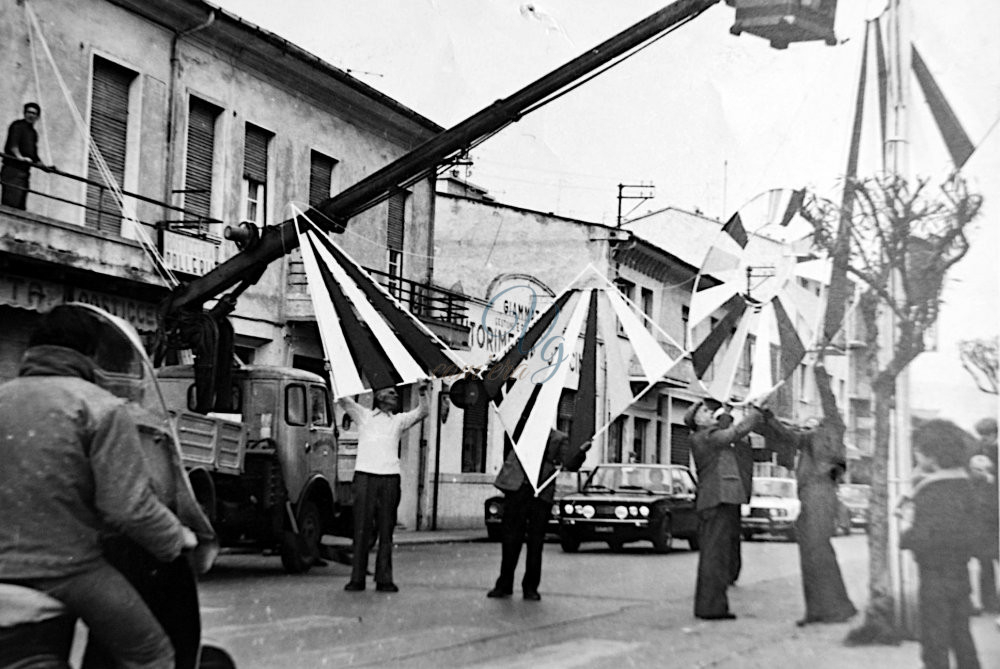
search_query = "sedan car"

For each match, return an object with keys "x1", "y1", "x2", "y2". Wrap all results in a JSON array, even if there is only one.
[
  {"x1": 557, "y1": 464, "x2": 700, "y2": 553},
  {"x1": 741, "y1": 476, "x2": 801, "y2": 541},
  {"x1": 483, "y1": 469, "x2": 588, "y2": 541},
  {"x1": 838, "y1": 483, "x2": 871, "y2": 531}
]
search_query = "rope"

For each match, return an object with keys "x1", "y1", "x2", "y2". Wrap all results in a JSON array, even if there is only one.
[{"x1": 24, "y1": 1, "x2": 178, "y2": 289}]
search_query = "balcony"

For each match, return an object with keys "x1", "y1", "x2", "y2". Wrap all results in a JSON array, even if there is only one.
[{"x1": 0, "y1": 155, "x2": 222, "y2": 283}]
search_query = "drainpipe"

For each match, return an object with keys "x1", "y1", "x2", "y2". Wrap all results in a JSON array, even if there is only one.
[{"x1": 163, "y1": 11, "x2": 216, "y2": 221}]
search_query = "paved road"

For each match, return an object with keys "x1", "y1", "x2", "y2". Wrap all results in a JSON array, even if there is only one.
[{"x1": 199, "y1": 532, "x2": 870, "y2": 668}]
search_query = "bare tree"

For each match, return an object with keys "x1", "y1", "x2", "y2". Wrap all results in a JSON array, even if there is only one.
[
  {"x1": 801, "y1": 173, "x2": 983, "y2": 643},
  {"x1": 959, "y1": 336, "x2": 998, "y2": 395}
]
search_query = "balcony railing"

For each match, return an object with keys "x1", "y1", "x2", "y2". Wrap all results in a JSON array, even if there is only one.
[
  {"x1": 0, "y1": 154, "x2": 221, "y2": 239},
  {"x1": 363, "y1": 267, "x2": 468, "y2": 328}
]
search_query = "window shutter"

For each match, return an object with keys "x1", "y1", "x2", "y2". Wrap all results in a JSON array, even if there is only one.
[
  {"x1": 243, "y1": 124, "x2": 269, "y2": 182},
  {"x1": 309, "y1": 150, "x2": 336, "y2": 207},
  {"x1": 185, "y1": 97, "x2": 218, "y2": 220},
  {"x1": 669, "y1": 424, "x2": 693, "y2": 466},
  {"x1": 86, "y1": 57, "x2": 133, "y2": 232},
  {"x1": 386, "y1": 191, "x2": 406, "y2": 251}
]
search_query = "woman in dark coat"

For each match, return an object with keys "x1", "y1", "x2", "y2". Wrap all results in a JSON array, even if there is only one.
[{"x1": 758, "y1": 361, "x2": 857, "y2": 626}]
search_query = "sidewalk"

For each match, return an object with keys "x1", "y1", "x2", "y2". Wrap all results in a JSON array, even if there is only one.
[{"x1": 320, "y1": 527, "x2": 488, "y2": 548}]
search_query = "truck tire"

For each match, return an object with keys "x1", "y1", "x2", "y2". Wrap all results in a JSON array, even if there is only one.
[{"x1": 280, "y1": 501, "x2": 321, "y2": 574}]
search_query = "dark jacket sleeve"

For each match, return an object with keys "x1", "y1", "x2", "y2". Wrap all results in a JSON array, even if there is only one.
[
  {"x1": 757, "y1": 410, "x2": 802, "y2": 470},
  {"x1": 89, "y1": 405, "x2": 186, "y2": 563},
  {"x1": 701, "y1": 409, "x2": 763, "y2": 451},
  {"x1": 899, "y1": 479, "x2": 975, "y2": 566},
  {"x1": 815, "y1": 365, "x2": 845, "y2": 433}
]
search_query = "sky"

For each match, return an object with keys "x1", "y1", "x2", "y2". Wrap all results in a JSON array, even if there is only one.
[{"x1": 213, "y1": 0, "x2": 999, "y2": 430}]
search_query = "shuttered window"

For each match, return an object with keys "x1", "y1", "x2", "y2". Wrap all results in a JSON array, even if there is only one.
[
  {"x1": 309, "y1": 150, "x2": 337, "y2": 207},
  {"x1": 670, "y1": 423, "x2": 693, "y2": 467},
  {"x1": 387, "y1": 191, "x2": 406, "y2": 251},
  {"x1": 242, "y1": 123, "x2": 271, "y2": 225},
  {"x1": 461, "y1": 392, "x2": 488, "y2": 473},
  {"x1": 86, "y1": 57, "x2": 135, "y2": 232},
  {"x1": 184, "y1": 97, "x2": 220, "y2": 223}
]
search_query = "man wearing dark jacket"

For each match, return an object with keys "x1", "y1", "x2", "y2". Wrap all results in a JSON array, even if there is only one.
[
  {"x1": 900, "y1": 419, "x2": 981, "y2": 669},
  {"x1": 0, "y1": 305, "x2": 196, "y2": 669},
  {"x1": 757, "y1": 362, "x2": 857, "y2": 626},
  {"x1": 1, "y1": 102, "x2": 48, "y2": 209},
  {"x1": 487, "y1": 429, "x2": 588, "y2": 601},
  {"x1": 687, "y1": 400, "x2": 763, "y2": 620}
]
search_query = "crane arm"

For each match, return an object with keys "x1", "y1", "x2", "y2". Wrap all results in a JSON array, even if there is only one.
[{"x1": 162, "y1": 0, "x2": 719, "y2": 318}]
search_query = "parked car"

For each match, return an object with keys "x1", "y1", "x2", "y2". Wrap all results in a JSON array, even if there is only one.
[
  {"x1": 483, "y1": 469, "x2": 589, "y2": 541},
  {"x1": 557, "y1": 464, "x2": 700, "y2": 553},
  {"x1": 838, "y1": 483, "x2": 871, "y2": 532},
  {"x1": 741, "y1": 477, "x2": 801, "y2": 541}
]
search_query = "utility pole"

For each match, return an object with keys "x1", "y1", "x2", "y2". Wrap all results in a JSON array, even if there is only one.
[
  {"x1": 616, "y1": 182, "x2": 656, "y2": 228},
  {"x1": 883, "y1": 0, "x2": 918, "y2": 636}
]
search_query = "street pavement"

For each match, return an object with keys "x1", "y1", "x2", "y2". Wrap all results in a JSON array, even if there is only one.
[{"x1": 199, "y1": 530, "x2": 1000, "y2": 668}]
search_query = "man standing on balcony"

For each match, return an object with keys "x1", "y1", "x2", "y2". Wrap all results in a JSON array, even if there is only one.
[{"x1": 1, "y1": 102, "x2": 48, "y2": 210}]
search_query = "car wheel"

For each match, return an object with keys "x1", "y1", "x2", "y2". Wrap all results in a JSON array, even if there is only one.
[
  {"x1": 280, "y1": 501, "x2": 321, "y2": 574},
  {"x1": 651, "y1": 516, "x2": 673, "y2": 554},
  {"x1": 486, "y1": 525, "x2": 502, "y2": 542},
  {"x1": 559, "y1": 530, "x2": 581, "y2": 553}
]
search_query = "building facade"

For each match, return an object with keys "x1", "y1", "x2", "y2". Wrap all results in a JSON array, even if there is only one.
[{"x1": 0, "y1": 0, "x2": 444, "y2": 526}]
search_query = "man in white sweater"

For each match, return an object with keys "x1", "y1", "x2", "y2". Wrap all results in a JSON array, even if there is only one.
[{"x1": 339, "y1": 382, "x2": 429, "y2": 592}]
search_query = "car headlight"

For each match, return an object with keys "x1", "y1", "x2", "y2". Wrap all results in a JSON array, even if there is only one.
[
  {"x1": 639, "y1": 506, "x2": 650, "y2": 517},
  {"x1": 551, "y1": 504, "x2": 559, "y2": 516},
  {"x1": 487, "y1": 502, "x2": 500, "y2": 515},
  {"x1": 614, "y1": 505, "x2": 628, "y2": 519},
  {"x1": 628, "y1": 506, "x2": 638, "y2": 517},
  {"x1": 564, "y1": 503, "x2": 574, "y2": 515},
  {"x1": 582, "y1": 504, "x2": 595, "y2": 519},
  {"x1": 770, "y1": 508, "x2": 787, "y2": 518}
]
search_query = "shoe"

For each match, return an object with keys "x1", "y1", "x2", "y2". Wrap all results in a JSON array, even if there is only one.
[
  {"x1": 376, "y1": 582, "x2": 399, "y2": 593},
  {"x1": 344, "y1": 581, "x2": 365, "y2": 591},
  {"x1": 522, "y1": 591, "x2": 541, "y2": 601},
  {"x1": 487, "y1": 587, "x2": 512, "y2": 599},
  {"x1": 697, "y1": 613, "x2": 737, "y2": 620}
]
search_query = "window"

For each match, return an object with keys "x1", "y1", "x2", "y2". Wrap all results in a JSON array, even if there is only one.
[
  {"x1": 86, "y1": 57, "x2": 137, "y2": 232},
  {"x1": 608, "y1": 416, "x2": 626, "y2": 462},
  {"x1": 309, "y1": 150, "x2": 337, "y2": 207},
  {"x1": 243, "y1": 123, "x2": 271, "y2": 226},
  {"x1": 615, "y1": 278, "x2": 634, "y2": 335},
  {"x1": 183, "y1": 97, "x2": 221, "y2": 231},
  {"x1": 386, "y1": 190, "x2": 407, "y2": 299},
  {"x1": 640, "y1": 287, "x2": 654, "y2": 331},
  {"x1": 309, "y1": 386, "x2": 331, "y2": 426},
  {"x1": 670, "y1": 423, "x2": 693, "y2": 466},
  {"x1": 285, "y1": 385, "x2": 307, "y2": 426},
  {"x1": 557, "y1": 388, "x2": 576, "y2": 439},
  {"x1": 633, "y1": 417, "x2": 649, "y2": 462},
  {"x1": 461, "y1": 391, "x2": 487, "y2": 473}
]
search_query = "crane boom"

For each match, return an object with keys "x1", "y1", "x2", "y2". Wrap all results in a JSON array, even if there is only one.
[{"x1": 162, "y1": 0, "x2": 719, "y2": 319}]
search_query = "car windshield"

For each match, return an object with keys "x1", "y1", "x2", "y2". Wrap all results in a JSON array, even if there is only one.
[
  {"x1": 752, "y1": 478, "x2": 796, "y2": 498},
  {"x1": 585, "y1": 466, "x2": 673, "y2": 492},
  {"x1": 554, "y1": 469, "x2": 587, "y2": 496}
]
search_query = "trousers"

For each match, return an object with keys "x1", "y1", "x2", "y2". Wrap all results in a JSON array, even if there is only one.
[
  {"x1": 918, "y1": 567, "x2": 981, "y2": 669},
  {"x1": 694, "y1": 503, "x2": 741, "y2": 617},
  {"x1": 8, "y1": 560, "x2": 174, "y2": 669},
  {"x1": 351, "y1": 472, "x2": 401, "y2": 585},
  {"x1": 495, "y1": 484, "x2": 551, "y2": 593}
]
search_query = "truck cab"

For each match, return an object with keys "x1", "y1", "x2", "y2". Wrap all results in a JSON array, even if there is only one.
[{"x1": 157, "y1": 364, "x2": 346, "y2": 573}]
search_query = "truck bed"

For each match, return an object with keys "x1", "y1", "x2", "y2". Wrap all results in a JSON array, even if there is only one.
[{"x1": 173, "y1": 411, "x2": 247, "y2": 475}]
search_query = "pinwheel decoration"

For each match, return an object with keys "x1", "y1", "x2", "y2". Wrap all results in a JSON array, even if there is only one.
[
  {"x1": 479, "y1": 266, "x2": 684, "y2": 493},
  {"x1": 687, "y1": 188, "x2": 829, "y2": 404}
]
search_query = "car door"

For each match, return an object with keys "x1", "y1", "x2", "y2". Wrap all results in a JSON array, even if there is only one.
[{"x1": 306, "y1": 384, "x2": 337, "y2": 483}]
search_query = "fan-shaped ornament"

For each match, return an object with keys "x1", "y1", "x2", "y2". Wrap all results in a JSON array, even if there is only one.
[{"x1": 687, "y1": 188, "x2": 828, "y2": 404}]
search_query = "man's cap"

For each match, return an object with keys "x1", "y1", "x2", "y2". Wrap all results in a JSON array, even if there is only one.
[{"x1": 23, "y1": 102, "x2": 40, "y2": 114}]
